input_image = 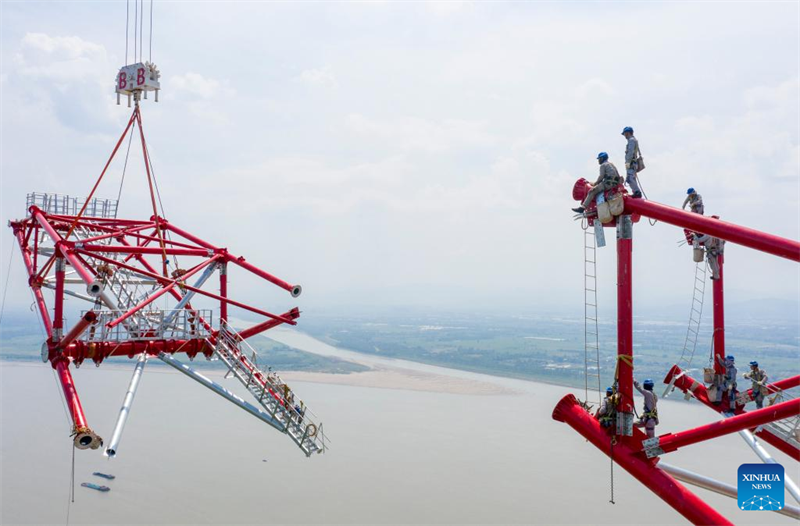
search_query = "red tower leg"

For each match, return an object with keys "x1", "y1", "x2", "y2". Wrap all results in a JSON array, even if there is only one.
[
  {"x1": 553, "y1": 394, "x2": 733, "y2": 526},
  {"x1": 53, "y1": 358, "x2": 103, "y2": 449},
  {"x1": 616, "y1": 216, "x2": 635, "y2": 433}
]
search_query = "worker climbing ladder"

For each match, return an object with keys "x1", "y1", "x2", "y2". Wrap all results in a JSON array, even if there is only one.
[{"x1": 584, "y1": 229, "x2": 602, "y2": 406}]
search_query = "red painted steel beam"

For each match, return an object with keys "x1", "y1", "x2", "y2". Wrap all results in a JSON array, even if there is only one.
[
  {"x1": 77, "y1": 250, "x2": 296, "y2": 324},
  {"x1": 62, "y1": 339, "x2": 212, "y2": 365},
  {"x1": 552, "y1": 394, "x2": 732, "y2": 526},
  {"x1": 164, "y1": 222, "x2": 302, "y2": 297},
  {"x1": 664, "y1": 366, "x2": 800, "y2": 460},
  {"x1": 617, "y1": 217, "x2": 634, "y2": 415},
  {"x1": 53, "y1": 358, "x2": 89, "y2": 431},
  {"x1": 237, "y1": 308, "x2": 301, "y2": 340},
  {"x1": 58, "y1": 311, "x2": 97, "y2": 350},
  {"x1": 712, "y1": 255, "x2": 725, "y2": 374},
  {"x1": 653, "y1": 398, "x2": 800, "y2": 454},
  {"x1": 14, "y1": 227, "x2": 53, "y2": 336},
  {"x1": 32, "y1": 207, "x2": 101, "y2": 294},
  {"x1": 623, "y1": 198, "x2": 800, "y2": 262},
  {"x1": 80, "y1": 244, "x2": 211, "y2": 257},
  {"x1": 105, "y1": 256, "x2": 220, "y2": 328}
]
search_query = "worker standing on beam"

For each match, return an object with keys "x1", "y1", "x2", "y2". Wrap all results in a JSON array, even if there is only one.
[
  {"x1": 596, "y1": 387, "x2": 618, "y2": 428},
  {"x1": 571, "y1": 152, "x2": 621, "y2": 214},
  {"x1": 743, "y1": 361, "x2": 769, "y2": 409},
  {"x1": 714, "y1": 354, "x2": 738, "y2": 411},
  {"x1": 682, "y1": 188, "x2": 704, "y2": 214},
  {"x1": 633, "y1": 378, "x2": 659, "y2": 438},
  {"x1": 621, "y1": 126, "x2": 643, "y2": 198}
]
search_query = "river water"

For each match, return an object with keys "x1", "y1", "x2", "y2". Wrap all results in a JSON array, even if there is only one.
[{"x1": 1, "y1": 329, "x2": 797, "y2": 524}]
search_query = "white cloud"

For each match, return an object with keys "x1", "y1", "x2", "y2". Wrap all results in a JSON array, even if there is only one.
[{"x1": 298, "y1": 66, "x2": 338, "y2": 89}]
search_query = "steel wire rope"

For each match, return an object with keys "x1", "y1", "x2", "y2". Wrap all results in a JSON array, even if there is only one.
[
  {"x1": 141, "y1": 138, "x2": 179, "y2": 270},
  {"x1": 149, "y1": 0, "x2": 153, "y2": 62},
  {"x1": 116, "y1": 119, "x2": 137, "y2": 205},
  {"x1": 125, "y1": 0, "x2": 129, "y2": 65},
  {"x1": 133, "y1": 0, "x2": 138, "y2": 63}
]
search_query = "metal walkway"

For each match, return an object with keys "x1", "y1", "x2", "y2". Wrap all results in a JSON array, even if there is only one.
[{"x1": 212, "y1": 321, "x2": 327, "y2": 456}]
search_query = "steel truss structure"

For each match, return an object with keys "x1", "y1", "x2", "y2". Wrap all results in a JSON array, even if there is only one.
[
  {"x1": 9, "y1": 104, "x2": 325, "y2": 458},
  {"x1": 558, "y1": 181, "x2": 800, "y2": 525}
]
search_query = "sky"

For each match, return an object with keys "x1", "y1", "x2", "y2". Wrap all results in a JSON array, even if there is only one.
[{"x1": 1, "y1": 1, "x2": 799, "y2": 322}]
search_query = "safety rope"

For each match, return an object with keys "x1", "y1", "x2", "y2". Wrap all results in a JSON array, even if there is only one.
[
  {"x1": 65, "y1": 443, "x2": 75, "y2": 526},
  {"x1": 0, "y1": 247, "x2": 14, "y2": 327},
  {"x1": 609, "y1": 435, "x2": 616, "y2": 504},
  {"x1": 633, "y1": 173, "x2": 658, "y2": 226}
]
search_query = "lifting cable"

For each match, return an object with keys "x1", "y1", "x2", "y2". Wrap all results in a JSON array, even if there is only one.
[
  {"x1": 125, "y1": 0, "x2": 129, "y2": 65},
  {"x1": 39, "y1": 110, "x2": 138, "y2": 279},
  {"x1": 149, "y1": 0, "x2": 154, "y2": 63},
  {"x1": 116, "y1": 119, "x2": 136, "y2": 204},
  {"x1": 134, "y1": 109, "x2": 170, "y2": 275}
]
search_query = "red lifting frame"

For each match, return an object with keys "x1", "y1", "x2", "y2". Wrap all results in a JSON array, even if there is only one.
[
  {"x1": 557, "y1": 190, "x2": 800, "y2": 525},
  {"x1": 8, "y1": 106, "x2": 303, "y2": 447}
]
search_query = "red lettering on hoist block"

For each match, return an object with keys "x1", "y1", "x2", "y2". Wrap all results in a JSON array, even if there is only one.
[
  {"x1": 118, "y1": 72, "x2": 127, "y2": 90},
  {"x1": 137, "y1": 68, "x2": 146, "y2": 86}
]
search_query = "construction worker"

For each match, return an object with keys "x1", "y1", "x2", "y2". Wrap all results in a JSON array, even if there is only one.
[
  {"x1": 682, "y1": 188, "x2": 704, "y2": 215},
  {"x1": 714, "y1": 354, "x2": 738, "y2": 411},
  {"x1": 571, "y1": 152, "x2": 622, "y2": 214},
  {"x1": 743, "y1": 361, "x2": 769, "y2": 409},
  {"x1": 621, "y1": 126, "x2": 643, "y2": 198},
  {"x1": 597, "y1": 387, "x2": 617, "y2": 428},
  {"x1": 633, "y1": 378, "x2": 659, "y2": 438},
  {"x1": 694, "y1": 233, "x2": 724, "y2": 280}
]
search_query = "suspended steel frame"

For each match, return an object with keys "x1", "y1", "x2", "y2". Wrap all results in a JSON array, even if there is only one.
[{"x1": 9, "y1": 104, "x2": 325, "y2": 457}]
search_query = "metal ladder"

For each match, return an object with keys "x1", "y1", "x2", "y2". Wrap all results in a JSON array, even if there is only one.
[
  {"x1": 211, "y1": 322, "x2": 326, "y2": 457},
  {"x1": 678, "y1": 261, "x2": 707, "y2": 370},
  {"x1": 584, "y1": 229, "x2": 602, "y2": 406},
  {"x1": 761, "y1": 389, "x2": 800, "y2": 452}
]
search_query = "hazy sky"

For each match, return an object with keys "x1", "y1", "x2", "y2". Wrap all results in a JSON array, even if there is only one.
[{"x1": 1, "y1": 1, "x2": 798, "y2": 320}]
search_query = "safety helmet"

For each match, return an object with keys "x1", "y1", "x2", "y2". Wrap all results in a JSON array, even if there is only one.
[
  {"x1": 643, "y1": 379, "x2": 654, "y2": 390},
  {"x1": 726, "y1": 355, "x2": 735, "y2": 362},
  {"x1": 597, "y1": 152, "x2": 609, "y2": 161},
  {"x1": 750, "y1": 361, "x2": 759, "y2": 367},
  {"x1": 606, "y1": 387, "x2": 614, "y2": 396},
  {"x1": 687, "y1": 187, "x2": 695, "y2": 195},
  {"x1": 621, "y1": 126, "x2": 634, "y2": 135}
]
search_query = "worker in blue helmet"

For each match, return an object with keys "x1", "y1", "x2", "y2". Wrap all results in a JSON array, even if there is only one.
[
  {"x1": 743, "y1": 361, "x2": 769, "y2": 408},
  {"x1": 682, "y1": 187, "x2": 704, "y2": 215},
  {"x1": 621, "y1": 126, "x2": 644, "y2": 198},
  {"x1": 633, "y1": 378, "x2": 659, "y2": 438},
  {"x1": 712, "y1": 354, "x2": 738, "y2": 410},
  {"x1": 571, "y1": 152, "x2": 622, "y2": 214},
  {"x1": 597, "y1": 387, "x2": 617, "y2": 428}
]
